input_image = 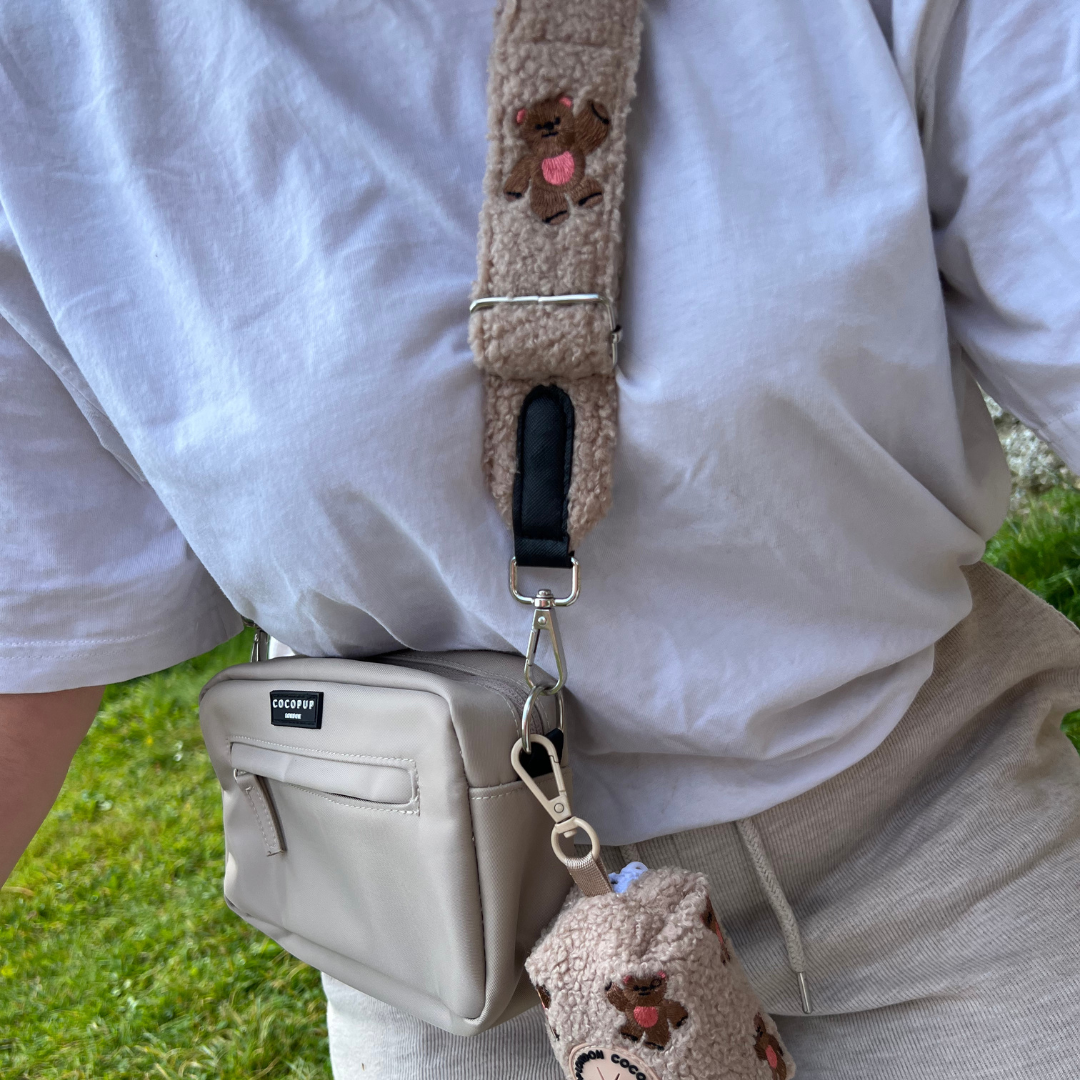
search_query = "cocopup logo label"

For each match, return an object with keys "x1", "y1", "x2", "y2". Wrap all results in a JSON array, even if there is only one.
[
  {"x1": 270, "y1": 691, "x2": 324, "y2": 729},
  {"x1": 570, "y1": 1046, "x2": 658, "y2": 1080}
]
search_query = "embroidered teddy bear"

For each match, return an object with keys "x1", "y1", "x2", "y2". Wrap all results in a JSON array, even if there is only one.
[
  {"x1": 605, "y1": 972, "x2": 689, "y2": 1050},
  {"x1": 753, "y1": 1014, "x2": 789, "y2": 1080},
  {"x1": 534, "y1": 982, "x2": 560, "y2": 1041},
  {"x1": 701, "y1": 895, "x2": 732, "y2": 964},
  {"x1": 504, "y1": 95, "x2": 610, "y2": 224}
]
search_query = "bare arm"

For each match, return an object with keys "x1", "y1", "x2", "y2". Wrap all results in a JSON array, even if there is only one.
[{"x1": 0, "y1": 685, "x2": 103, "y2": 884}]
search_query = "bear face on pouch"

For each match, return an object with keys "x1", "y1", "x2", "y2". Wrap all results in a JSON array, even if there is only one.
[{"x1": 503, "y1": 95, "x2": 611, "y2": 224}]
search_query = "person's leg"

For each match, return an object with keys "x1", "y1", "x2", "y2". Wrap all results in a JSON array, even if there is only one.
[
  {"x1": 761, "y1": 702, "x2": 1080, "y2": 1079},
  {"x1": 323, "y1": 974, "x2": 562, "y2": 1080},
  {"x1": 632, "y1": 562, "x2": 1080, "y2": 1078},
  {"x1": 0, "y1": 685, "x2": 103, "y2": 882}
]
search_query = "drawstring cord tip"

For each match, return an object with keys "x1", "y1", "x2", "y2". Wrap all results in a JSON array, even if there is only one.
[{"x1": 796, "y1": 971, "x2": 814, "y2": 1015}]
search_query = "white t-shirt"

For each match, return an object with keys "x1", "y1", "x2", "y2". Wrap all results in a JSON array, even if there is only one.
[{"x1": 1, "y1": 0, "x2": 1078, "y2": 843}]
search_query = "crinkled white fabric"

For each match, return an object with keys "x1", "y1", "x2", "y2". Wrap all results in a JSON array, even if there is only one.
[
  {"x1": 1, "y1": 0, "x2": 1078, "y2": 840},
  {"x1": 0, "y1": 316, "x2": 241, "y2": 690}
]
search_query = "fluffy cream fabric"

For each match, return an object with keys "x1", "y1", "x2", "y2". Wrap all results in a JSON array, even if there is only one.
[
  {"x1": 526, "y1": 867, "x2": 794, "y2": 1080},
  {"x1": 471, "y1": 0, "x2": 642, "y2": 549}
]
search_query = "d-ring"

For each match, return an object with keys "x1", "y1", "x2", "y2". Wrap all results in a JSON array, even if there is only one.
[
  {"x1": 509, "y1": 557, "x2": 580, "y2": 607},
  {"x1": 552, "y1": 816, "x2": 601, "y2": 867}
]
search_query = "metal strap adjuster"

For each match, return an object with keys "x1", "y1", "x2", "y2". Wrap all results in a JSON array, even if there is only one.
[{"x1": 469, "y1": 293, "x2": 621, "y2": 369}]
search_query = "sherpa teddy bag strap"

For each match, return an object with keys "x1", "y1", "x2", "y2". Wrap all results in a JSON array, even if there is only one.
[
  {"x1": 469, "y1": 2, "x2": 800, "y2": 1077},
  {"x1": 471, "y1": 0, "x2": 640, "y2": 569},
  {"x1": 469, "y1": 0, "x2": 643, "y2": 898}
]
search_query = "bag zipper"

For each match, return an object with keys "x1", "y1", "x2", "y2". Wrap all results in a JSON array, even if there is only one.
[
  {"x1": 377, "y1": 653, "x2": 564, "y2": 772},
  {"x1": 380, "y1": 653, "x2": 532, "y2": 715}
]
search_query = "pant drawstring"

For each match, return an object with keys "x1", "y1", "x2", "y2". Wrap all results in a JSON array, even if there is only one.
[{"x1": 734, "y1": 817, "x2": 814, "y2": 1015}]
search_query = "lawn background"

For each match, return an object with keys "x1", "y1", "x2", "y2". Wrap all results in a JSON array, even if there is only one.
[
  {"x1": 1, "y1": 634, "x2": 330, "y2": 1080},
  {"x1": 4, "y1": 490, "x2": 1080, "y2": 1078}
]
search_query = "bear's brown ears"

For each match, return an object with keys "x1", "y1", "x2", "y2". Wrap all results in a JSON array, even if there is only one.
[{"x1": 514, "y1": 95, "x2": 573, "y2": 123}]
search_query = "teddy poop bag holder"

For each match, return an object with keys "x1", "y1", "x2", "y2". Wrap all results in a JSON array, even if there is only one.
[{"x1": 525, "y1": 858, "x2": 795, "y2": 1080}]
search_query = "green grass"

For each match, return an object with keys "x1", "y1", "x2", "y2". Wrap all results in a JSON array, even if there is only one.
[
  {"x1": 3, "y1": 489, "x2": 1080, "y2": 1078},
  {"x1": 984, "y1": 486, "x2": 1080, "y2": 748},
  {"x1": 0, "y1": 631, "x2": 331, "y2": 1080},
  {"x1": 984, "y1": 487, "x2": 1080, "y2": 624}
]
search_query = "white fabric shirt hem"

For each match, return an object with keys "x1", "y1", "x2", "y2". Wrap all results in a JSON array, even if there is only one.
[{"x1": 0, "y1": 596, "x2": 242, "y2": 693}]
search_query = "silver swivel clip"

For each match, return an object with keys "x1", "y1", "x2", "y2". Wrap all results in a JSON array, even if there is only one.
[
  {"x1": 509, "y1": 557, "x2": 579, "y2": 751},
  {"x1": 242, "y1": 618, "x2": 270, "y2": 663},
  {"x1": 506, "y1": 557, "x2": 607, "y2": 890}
]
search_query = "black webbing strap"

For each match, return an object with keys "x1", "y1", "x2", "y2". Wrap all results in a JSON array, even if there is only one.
[{"x1": 512, "y1": 385, "x2": 575, "y2": 568}]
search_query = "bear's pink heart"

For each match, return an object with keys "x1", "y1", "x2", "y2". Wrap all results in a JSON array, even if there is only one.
[
  {"x1": 766, "y1": 1046, "x2": 778, "y2": 1068},
  {"x1": 633, "y1": 1006, "x2": 659, "y2": 1028},
  {"x1": 541, "y1": 151, "x2": 575, "y2": 186}
]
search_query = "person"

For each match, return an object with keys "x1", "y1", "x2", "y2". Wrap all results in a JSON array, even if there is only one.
[{"x1": 2, "y1": 0, "x2": 1079, "y2": 1076}]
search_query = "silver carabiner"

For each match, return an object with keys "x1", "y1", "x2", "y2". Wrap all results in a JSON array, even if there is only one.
[
  {"x1": 243, "y1": 620, "x2": 270, "y2": 663},
  {"x1": 524, "y1": 599, "x2": 567, "y2": 696},
  {"x1": 508, "y1": 557, "x2": 579, "y2": 698},
  {"x1": 519, "y1": 685, "x2": 565, "y2": 753}
]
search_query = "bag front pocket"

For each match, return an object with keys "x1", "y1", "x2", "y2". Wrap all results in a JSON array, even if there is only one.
[
  {"x1": 230, "y1": 741, "x2": 417, "y2": 808},
  {"x1": 219, "y1": 728, "x2": 486, "y2": 1022}
]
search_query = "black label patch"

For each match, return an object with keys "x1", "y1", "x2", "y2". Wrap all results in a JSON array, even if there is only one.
[{"x1": 270, "y1": 691, "x2": 323, "y2": 729}]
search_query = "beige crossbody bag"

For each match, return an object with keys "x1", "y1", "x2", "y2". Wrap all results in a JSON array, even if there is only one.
[{"x1": 200, "y1": 5, "x2": 801, "y2": 1074}]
